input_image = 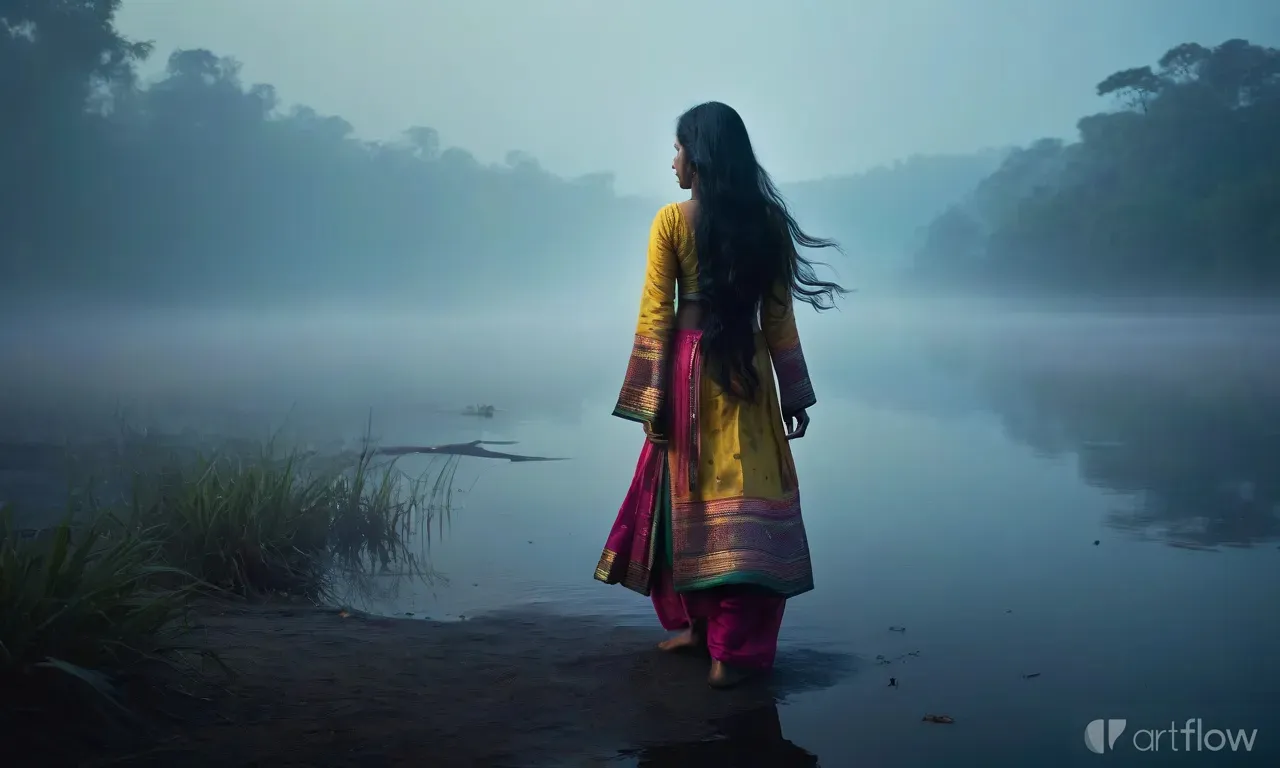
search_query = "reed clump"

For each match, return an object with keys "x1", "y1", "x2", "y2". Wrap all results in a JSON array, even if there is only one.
[
  {"x1": 121, "y1": 440, "x2": 457, "y2": 602},
  {"x1": 0, "y1": 506, "x2": 199, "y2": 734},
  {"x1": 1, "y1": 427, "x2": 457, "y2": 722}
]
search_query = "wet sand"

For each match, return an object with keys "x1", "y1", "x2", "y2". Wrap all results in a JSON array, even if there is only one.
[{"x1": 16, "y1": 603, "x2": 848, "y2": 767}]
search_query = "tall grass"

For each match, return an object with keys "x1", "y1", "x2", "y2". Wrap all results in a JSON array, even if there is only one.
[
  {"x1": 125, "y1": 441, "x2": 459, "y2": 602},
  {"x1": 1, "y1": 426, "x2": 461, "y2": 724},
  {"x1": 0, "y1": 507, "x2": 196, "y2": 715}
]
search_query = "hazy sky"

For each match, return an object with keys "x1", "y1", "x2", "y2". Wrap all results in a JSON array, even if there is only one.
[{"x1": 117, "y1": 0, "x2": 1277, "y2": 195}]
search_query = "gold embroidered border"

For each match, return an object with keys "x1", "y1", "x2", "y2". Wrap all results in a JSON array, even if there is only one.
[
  {"x1": 668, "y1": 491, "x2": 815, "y2": 598},
  {"x1": 613, "y1": 334, "x2": 667, "y2": 424},
  {"x1": 593, "y1": 548, "x2": 653, "y2": 596}
]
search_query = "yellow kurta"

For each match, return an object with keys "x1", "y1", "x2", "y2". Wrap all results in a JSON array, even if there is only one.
[{"x1": 611, "y1": 202, "x2": 816, "y2": 597}]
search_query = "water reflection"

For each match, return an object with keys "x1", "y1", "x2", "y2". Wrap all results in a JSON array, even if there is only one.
[
  {"x1": 624, "y1": 704, "x2": 818, "y2": 767},
  {"x1": 985, "y1": 360, "x2": 1280, "y2": 548},
  {"x1": 901, "y1": 314, "x2": 1280, "y2": 550},
  {"x1": 613, "y1": 647, "x2": 852, "y2": 767}
]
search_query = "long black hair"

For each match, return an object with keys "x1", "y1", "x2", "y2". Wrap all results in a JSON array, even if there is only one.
[{"x1": 676, "y1": 101, "x2": 847, "y2": 402}]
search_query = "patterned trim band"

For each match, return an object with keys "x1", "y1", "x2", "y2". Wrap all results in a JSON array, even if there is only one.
[
  {"x1": 770, "y1": 339, "x2": 817, "y2": 416},
  {"x1": 670, "y1": 491, "x2": 814, "y2": 599},
  {"x1": 613, "y1": 334, "x2": 667, "y2": 424}
]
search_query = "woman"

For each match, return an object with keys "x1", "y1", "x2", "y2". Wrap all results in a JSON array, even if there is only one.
[{"x1": 595, "y1": 101, "x2": 846, "y2": 688}]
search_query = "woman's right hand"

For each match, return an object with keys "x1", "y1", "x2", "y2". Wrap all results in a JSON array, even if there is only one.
[{"x1": 784, "y1": 409, "x2": 810, "y2": 440}]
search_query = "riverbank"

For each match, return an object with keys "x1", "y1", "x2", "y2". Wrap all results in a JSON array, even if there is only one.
[
  {"x1": 0, "y1": 431, "x2": 841, "y2": 766},
  {"x1": 15, "y1": 602, "x2": 837, "y2": 768}
]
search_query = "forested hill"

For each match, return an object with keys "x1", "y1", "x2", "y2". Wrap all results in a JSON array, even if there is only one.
[
  {"x1": 0, "y1": 1, "x2": 1016, "y2": 309},
  {"x1": 16, "y1": 6, "x2": 1262, "y2": 307},
  {"x1": 2, "y1": 2, "x2": 655, "y2": 309},
  {"x1": 912, "y1": 39, "x2": 1280, "y2": 296}
]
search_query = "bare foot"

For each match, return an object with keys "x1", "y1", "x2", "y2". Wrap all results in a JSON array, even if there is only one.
[
  {"x1": 707, "y1": 659, "x2": 753, "y2": 689},
  {"x1": 657, "y1": 624, "x2": 705, "y2": 653}
]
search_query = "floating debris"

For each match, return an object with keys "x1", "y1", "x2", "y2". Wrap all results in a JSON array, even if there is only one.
[
  {"x1": 1093, "y1": 540, "x2": 1100, "y2": 546},
  {"x1": 874, "y1": 650, "x2": 921, "y2": 665},
  {"x1": 338, "y1": 610, "x2": 350, "y2": 619},
  {"x1": 1022, "y1": 672, "x2": 1041, "y2": 679},
  {"x1": 922, "y1": 715, "x2": 954, "y2": 724},
  {"x1": 377, "y1": 439, "x2": 567, "y2": 462},
  {"x1": 889, "y1": 626, "x2": 907, "y2": 633}
]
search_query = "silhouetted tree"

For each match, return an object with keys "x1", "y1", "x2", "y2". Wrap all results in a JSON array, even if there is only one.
[
  {"x1": 913, "y1": 39, "x2": 1280, "y2": 296},
  {"x1": 0, "y1": 2, "x2": 1054, "y2": 306},
  {"x1": 0, "y1": 3, "x2": 643, "y2": 306}
]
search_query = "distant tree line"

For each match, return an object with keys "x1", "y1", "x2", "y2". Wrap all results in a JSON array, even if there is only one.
[
  {"x1": 11, "y1": 6, "x2": 1264, "y2": 304},
  {"x1": 913, "y1": 40, "x2": 1280, "y2": 295},
  {"x1": 1, "y1": 0, "x2": 642, "y2": 307}
]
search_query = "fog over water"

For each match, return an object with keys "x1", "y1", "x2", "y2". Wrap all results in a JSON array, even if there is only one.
[
  {"x1": 5, "y1": 0, "x2": 1280, "y2": 762},
  {"x1": 6, "y1": 297, "x2": 1279, "y2": 440}
]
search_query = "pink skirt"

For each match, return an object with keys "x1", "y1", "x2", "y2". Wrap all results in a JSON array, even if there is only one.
[{"x1": 596, "y1": 330, "x2": 787, "y2": 669}]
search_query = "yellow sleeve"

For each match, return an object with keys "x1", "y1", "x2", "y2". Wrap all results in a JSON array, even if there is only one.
[
  {"x1": 762, "y1": 281, "x2": 817, "y2": 416},
  {"x1": 613, "y1": 205, "x2": 678, "y2": 428}
]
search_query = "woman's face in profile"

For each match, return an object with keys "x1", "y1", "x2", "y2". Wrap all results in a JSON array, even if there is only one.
[{"x1": 672, "y1": 141, "x2": 693, "y2": 190}]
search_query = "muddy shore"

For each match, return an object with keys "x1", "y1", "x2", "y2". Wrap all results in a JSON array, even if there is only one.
[{"x1": 13, "y1": 603, "x2": 848, "y2": 768}]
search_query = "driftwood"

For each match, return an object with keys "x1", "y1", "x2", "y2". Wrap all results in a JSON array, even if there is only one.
[{"x1": 374, "y1": 440, "x2": 567, "y2": 463}]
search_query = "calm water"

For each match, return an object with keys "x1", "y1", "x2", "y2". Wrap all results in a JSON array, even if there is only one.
[
  {"x1": 4, "y1": 302, "x2": 1279, "y2": 765},
  {"x1": 369, "y1": 306, "x2": 1280, "y2": 767}
]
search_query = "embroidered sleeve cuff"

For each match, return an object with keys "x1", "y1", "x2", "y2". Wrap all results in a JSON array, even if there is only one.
[
  {"x1": 613, "y1": 334, "x2": 667, "y2": 425},
  {"x1": 771, "y1": 340, "x2": 817, "y2": 416}
]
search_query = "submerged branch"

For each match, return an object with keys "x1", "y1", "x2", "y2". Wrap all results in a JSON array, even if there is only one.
[{"x1": 374, "y1": 440, "x2": 567, "y2": 462}]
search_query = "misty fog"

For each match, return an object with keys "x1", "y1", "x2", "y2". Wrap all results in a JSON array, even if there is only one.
[
  {"x1": 4, "y1": 1, "x2": 1280, "y2": 761},
  {"x1": 3, "y1": 0, "x2": 1279, "y2": 545}
]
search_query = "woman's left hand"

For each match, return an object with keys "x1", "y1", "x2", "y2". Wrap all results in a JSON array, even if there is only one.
[
  {"x1": 644, "y1": 422, "x2": 668, "y2": 444},
  {"x1": 784, "y1": 408, "x2": 810, "y2": 440}
]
